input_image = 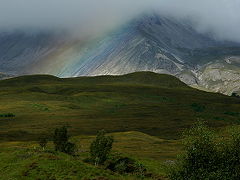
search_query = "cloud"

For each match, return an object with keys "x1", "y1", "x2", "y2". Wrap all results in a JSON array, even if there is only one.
[
  {"x1": 158, "y1": 0, "x2": 240, "y2": 42},
  {"x1": 0, "y1": 0, "x2": 148, "y2": 37},
  {"x1": 0, "y1": 0, "x2": 239, "y2": 42}
]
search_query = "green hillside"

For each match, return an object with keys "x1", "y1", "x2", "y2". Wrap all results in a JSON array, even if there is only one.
[
  {"x1": 0, "y1": 71, "x2": 240, "y2": 141},
  {"x1": 0, "y1": 131, "x2": 180, "y2": 179},
  {"x1": 1, "y1": 71, "x2": 240, "y2": 179}
]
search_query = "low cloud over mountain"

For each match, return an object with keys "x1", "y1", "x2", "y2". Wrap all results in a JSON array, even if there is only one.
[{"x1": 0, "y1": 0, "x2": 239, "y2": 42}]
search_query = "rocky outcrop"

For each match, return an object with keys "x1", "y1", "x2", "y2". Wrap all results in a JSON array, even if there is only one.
[{"x1": 196, "y1": 57, "x2": 240, "y2": 95}]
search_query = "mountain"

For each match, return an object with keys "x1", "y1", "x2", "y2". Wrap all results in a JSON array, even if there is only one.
[{"x1": 0, "y1": 13, "x2": 240, "y2": 94}]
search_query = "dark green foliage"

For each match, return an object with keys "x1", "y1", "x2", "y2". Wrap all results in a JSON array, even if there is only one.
[
  {"x1": 38, "y1": 137, "x2": 48, "y2": 150},
  {"x1": 90, "y1": 130, "x2": 114, "y2": 165},
  {"x1": 168, "y1": 122, "x2": 240, "y2": 180},
  {"x1": 231, "y1": 92, "x2": 240, "y2": 98},
  {"x1": 0, "y1": 113, "x2": 15, "y2": 118},
  {"x1": 64, "y1": 142, "x2": 76, "y2": 155},
  {"x1": 53, "y1": 126, "x2": 69, "y2": 151},
  {"x1": 53, "y1": 126, "x2": 76, "y2": 155},
  {"x1": 221, "y1": 127, "x2": 240, "y2": 179},
  {"x1": 191, "y1": 103, "x2": 206, "y2": 113},
  {"x1": 224, "y1": 111, "x2": 240, "y2": 117},
  {"x1": 105, "y1": 154, "x2": 146, "y2": 176}
]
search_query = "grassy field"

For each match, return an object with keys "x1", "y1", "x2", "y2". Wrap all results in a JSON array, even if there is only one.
[
  {"x1": 0, "y1": 71, "x2": 240, "y2": 179},
  {"x1": 0, "y1": 71, "x2": 240, "y2": 141}
]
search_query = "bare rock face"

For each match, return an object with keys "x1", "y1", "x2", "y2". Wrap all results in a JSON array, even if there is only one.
[
  {"x1": 0, "y1": 13, "x2": 240, "y2": 95},
  {"x1": 177, "y1": 70, "x2": 199, "y2": 86},
  {"x1": 196, "y1": 57, "x2": 240, "y2": 95}
]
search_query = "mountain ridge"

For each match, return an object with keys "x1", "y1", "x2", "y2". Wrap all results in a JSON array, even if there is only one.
[{"x1": 0, "y1": 13, "x2": 240, "y2": 94}]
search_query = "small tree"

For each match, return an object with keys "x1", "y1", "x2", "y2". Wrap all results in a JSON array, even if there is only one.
[
  {"x1": 168, "y1": 121, "x2": 219, "y2": 179},
  {"x1": 168, "y1": 122, "x2": 240, "y2": 179},
  {"x1": 90, "y1": 130, "x2": 114, "y2": 165},
  {"x1": 38, "y1": 137, "x2": 48, "y2": 150},
  {"x1": 222, "y1": 127, "x2": 240, "y2": 178},
  {"x1": 53, "y1": 126, "x2": 76, "y2": 155}
]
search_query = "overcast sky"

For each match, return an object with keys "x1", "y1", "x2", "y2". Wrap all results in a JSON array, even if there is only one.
[{"x1": 0, "y1": 0, "x2": 239, "y2": 42}]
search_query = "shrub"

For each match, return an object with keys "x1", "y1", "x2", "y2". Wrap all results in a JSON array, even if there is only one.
[
  {"x1": 191, "y1": 103, "x2": 206, "y2": 113},
  {"x1": 53, "y1": 126, "x2": 76, "y2": 155},
  {"x1": 38, "y1": 137, "x2": 48, "y2": 150},
  {"x1": 105, "y1": 154, "x2": 146, "y2": 175},
  {"x1": 64, "y1": 142, "x2": 76, "y2": 155},
  {"x1": 222, "y1": 127, "x2": 240, "y2": 179},
  {"x1": 167, "y1": 122, "x2": 240, "y2": 179},
  {"x1": 0, "y1": 113, "x2": 15, "y2": 118},
  {"x1": 90, "y1": 130, "x2": 114, "y2": 165},
  {"x1": 231, "y1": 92, "x2": 240, "y2": 98},
  {"x1": 224, "y1": 111, "x2": 239, "y2": 117}
]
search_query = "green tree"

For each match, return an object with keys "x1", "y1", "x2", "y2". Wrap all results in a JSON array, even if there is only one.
[
  {"x1": 53, "y1": 126, "x2": 76, "y2": 155},
  {"x1": 168, "y1": 121, "x2": 219, "y2": 179},
  {"x1": 90, "y1": 130, "x2": 114, "y2": 165},
  {"x1": 222, "y1": 127, "x2": 240, "y2": 179},
  {"x1": 168, "y1": 122, "x2": 240, "y2": 179}
]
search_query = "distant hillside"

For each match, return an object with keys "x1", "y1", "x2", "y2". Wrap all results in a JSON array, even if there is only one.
[
  {"x1": 0, "y1": 71, "x2": 187, "y2": 88},
  {"x1": 0, "y1": 72, "x2": 240, "y2": 141}
]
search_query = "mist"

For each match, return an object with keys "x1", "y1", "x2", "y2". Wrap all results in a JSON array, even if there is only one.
[{"x1": 0, "y1": 0, "x2": 239, "y2": 42}]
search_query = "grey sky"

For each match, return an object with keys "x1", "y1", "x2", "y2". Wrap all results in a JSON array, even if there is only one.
[{"x1": 0, "y1": 0, "x2": 239, "y2": 42}]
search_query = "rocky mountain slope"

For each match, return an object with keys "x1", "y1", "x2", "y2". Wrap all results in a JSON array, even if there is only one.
[
  {"x1": 197, "y1": 56, "x2": 240, "y2": 94},
  {"x1": 0, "y1": 13, "x2": 240, "y2": 95}
]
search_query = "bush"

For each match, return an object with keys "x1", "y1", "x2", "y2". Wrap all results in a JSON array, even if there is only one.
[
  {"x1": 191, "y1": 103, "x2": 205, "y2": 113},
  {"x1": 105, "y1": 154, "x2": 146, "y2": 175},
  {"x1": 90, "y1": 130, "x2": 114, "y2": 165},
  {"x1": 231, "y1": 92, "x2": 240, "y2": 98},
  {"x1": 168, "y1": 121, "x2": 240, "y2": 180},
  {"x1": 64, "y1": 142, "x2": 76, "y2": 155},
  {"x1": 38, "y1": 137, "x2": 48, "y2": 150},
  {"x1": 222, "y1": 127, "x2": 240, "y2": 179},
  {"x1": 53, "y1": 126, "x2": 76, "y2": 155},
  {"x1": 0, "y1": 113, "x2": 15, "y2": 118},
  {"x1": 224, "y1": 111, "x2": 239, "y2": 117}
]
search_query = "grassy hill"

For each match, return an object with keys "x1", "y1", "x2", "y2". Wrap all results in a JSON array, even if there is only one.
[
  {"x1": 0, "y1": 71, "x2": 240, "y2": 141},
  {"x1": 1, "y1": 71, "x2": 240, "y2": 179},
  {"x1": 0, "y1": 131, "x2": 180, "y2": 179}
]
